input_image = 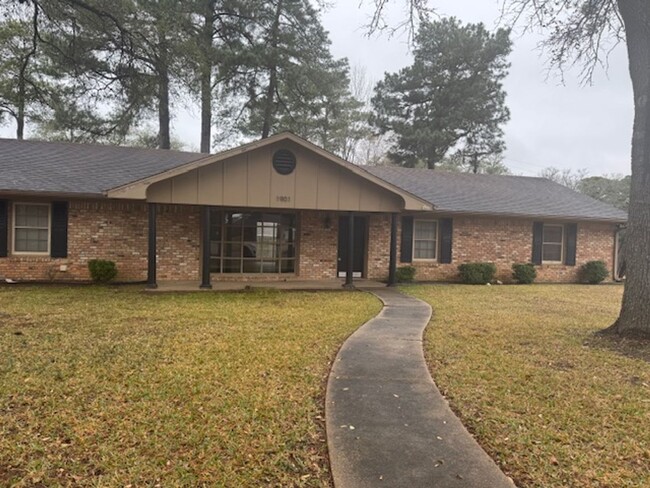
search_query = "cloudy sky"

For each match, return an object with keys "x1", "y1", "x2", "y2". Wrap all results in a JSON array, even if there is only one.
[
  {"x1": 0, "y1": 0, "x2": 633, "y2": 177},
  {"x1": 321, "y1": 0, "x2": 633, "y2": 177}
]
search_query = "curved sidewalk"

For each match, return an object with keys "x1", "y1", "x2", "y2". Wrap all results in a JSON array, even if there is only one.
[{"x1": 326, "y1": 288, "x2": 515, "y2": 488}]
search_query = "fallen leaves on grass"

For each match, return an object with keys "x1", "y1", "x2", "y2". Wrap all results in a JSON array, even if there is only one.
[
  {"x1": 0, "y1": 286, "x2": 380, "y2": 487},
  {"x1": 405, "y1": 284, "x2": 650, "y2": 488}
]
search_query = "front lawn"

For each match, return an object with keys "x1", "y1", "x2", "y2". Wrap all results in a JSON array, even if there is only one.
[
  {"x1": 0, "y1": 286, "x2": 380, "y2": 487},
  {"x1": 405, "y1": 284, "x2": 650, "y2": 488}
]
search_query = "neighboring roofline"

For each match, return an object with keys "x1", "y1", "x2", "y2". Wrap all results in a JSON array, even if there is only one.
[
  {"x1": 105, "y1": 132, "x2": 434, "y2": 211},
  {"x1": 402, "y1": 208, "x2": 627, "y2": 224}
]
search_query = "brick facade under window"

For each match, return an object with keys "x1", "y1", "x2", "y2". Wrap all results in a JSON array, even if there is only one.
[{"x1": 0, "y1": 199, "x2": 618, "y2": 283}]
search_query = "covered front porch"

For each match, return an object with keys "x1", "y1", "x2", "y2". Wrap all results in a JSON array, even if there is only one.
[
  {"x1": 106, "y1": 133, "x2": 433, "y2": 289},
  {"x1": 144, "y1": 204, "x2": 401, "y2": 290}
]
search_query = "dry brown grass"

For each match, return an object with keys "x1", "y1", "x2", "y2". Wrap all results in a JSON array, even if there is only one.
[
  {"x1": 405, "y1": 284, "x2": 650, "y2": 488},
  {"x1": 0, "y1": 286, "x2": 380, "y2": 487}
]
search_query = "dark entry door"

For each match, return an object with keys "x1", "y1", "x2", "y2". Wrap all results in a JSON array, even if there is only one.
[{"x1": 338, "y1": 216, "x2": 367, "y2": 277}]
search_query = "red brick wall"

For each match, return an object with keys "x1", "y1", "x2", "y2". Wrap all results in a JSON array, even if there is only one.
[
  {"x1": 297, "y1": 210, "x2": 338, "y2": 279},
  {"x1": 0, "y1": 199, "x2": 618, "y2": 284},
  {"x1": 0, "y1": 200, "x2": 200, "y2": 282},
  {"x1": 393, "y1": 215, "x2": 618, "y2": 283}
]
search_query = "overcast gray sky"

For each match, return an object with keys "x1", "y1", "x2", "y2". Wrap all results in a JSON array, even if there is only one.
[
  {"x1": 321, "y1": 0, "x2": 633, "y2": 177},
  {"x1": 0, "y1": 0, "x2": 633, "y2": 177}
]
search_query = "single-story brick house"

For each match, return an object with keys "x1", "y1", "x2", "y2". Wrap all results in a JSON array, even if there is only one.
[{"x1": 0, "y1": 132, "x2": 626, "y2": 287}]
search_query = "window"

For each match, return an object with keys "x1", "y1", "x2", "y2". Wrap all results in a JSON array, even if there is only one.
[
  {"x1": 13, "y1": 203, "x2": 50, "y2": 254},
  {"x1": 209, "y1": 211, "x2": 296, "y2": 274},
  {"x1": 413, "y1": 220, "x2": 437, "y2": 260},
  {"x1": 542, "y1": 224, "x2": 564, "y2": 262}
]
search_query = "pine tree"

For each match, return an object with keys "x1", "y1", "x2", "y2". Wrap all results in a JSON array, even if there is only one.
[{"x1": 371, "y1": 17, "x2": 511, "y2": 169}]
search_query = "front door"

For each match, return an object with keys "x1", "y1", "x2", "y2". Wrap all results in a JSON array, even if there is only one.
[{"x1": 337, "y1": 216, "x2": 367, "y2": 278}]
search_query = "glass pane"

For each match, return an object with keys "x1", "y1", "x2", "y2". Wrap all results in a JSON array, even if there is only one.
[
  {"x1": 543, "y1": 225, "x2": 563, "y2": 244},
  {"x1": 217, "y1": 213, "x2": 296, "y2": 274},
  {"x1": 224, "y1": 242, "x2": 243, "y2": 258},
  {"x1": 226, "y1": 225, "x2": 243, "y2": 242},
  {"x1": 415, "y1": 221, "x2": 437, "y2": 240},
  {"x1": 15, "y1": 228, "x2": 48, "y2": 252},
  {"x1": 242, "y1": 242, "x2": 257, "y2": 258},
  {"x1": 209, "y1": 258, "x2": 221, "y2": 273},
  {"x1": 35, "y1": 206, "x2": 48, "y2": 227},
  {"x1": 543, "y1": 243, "x2": 562, "y2": 262},
  {"x1": 281, "y1": 260, "x2": 295, "y2": 273},
  {"x1": 242, "y1": 226, "x2": 256, "y2": 241},
  {"x1": 414, "y1": 240, "x2": 436, "y2": 259},
  {"x1": 222, "y1": 259, "x2": 242, "y2": 273}
]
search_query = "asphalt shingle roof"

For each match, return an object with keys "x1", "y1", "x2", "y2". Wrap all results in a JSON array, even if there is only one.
[
  {"x1": 0, "y1": 138, "x2": 208, "y2": 195},
  {"x1": 366, "y1": 166, "x2": 627, "y2": 222},
  {"x1": 0, "y1": 138, "x2": 627, "y2": 222}
]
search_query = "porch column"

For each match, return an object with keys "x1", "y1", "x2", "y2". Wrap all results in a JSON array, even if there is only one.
[
  {"x1": 387, "y1": 213, "x2": 398, "y2": 287},
  {"x1": 200, "y1": 206, "x2": 212, "y2": 289},
  {"x1": 147, "y1": 203, "x2": 158, "y2": 289},
  {"x1": 344, "y1": 212, "x2": 355, "y2": 289}
]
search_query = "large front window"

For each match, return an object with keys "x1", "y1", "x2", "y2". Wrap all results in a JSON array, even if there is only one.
[
  {"x1": 209, "y1": 211, "x2": 296, "y2": 274},
  {"x1": 14, "y1": 203, "x2": 50, "y2": 254}
]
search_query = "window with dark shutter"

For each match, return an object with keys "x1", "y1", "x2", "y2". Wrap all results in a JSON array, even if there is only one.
[
  {"x1": 564, "y1": 223, "x2": 578, "y2": 266},
  {"x1": 400, "y1": 216, "x2": 414, "y2": 263},
  {"x1": 0, "y1": 200, "x2": 7, "y2": 258},
  {"x1": 532, "y1": 222, "x2": 544, "y2": 265},
  {"x1": 439, "y1": 218, "x2": 453, "y2": 264},
  {"x1": 50, "y1": 201, "x2": 68, "y2": 258}
]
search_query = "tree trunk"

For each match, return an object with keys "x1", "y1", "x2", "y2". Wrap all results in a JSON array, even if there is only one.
[
  {"x1": 17, "y1": 78, "x2": 25, "y2": 140},
  {"x1": 200, "y1": 0, "x2": 216, "y2": 153},
  {"x1": 157, "y1": 20, "x2": 171, "y2": 150},
  {"x1": 608, "y1": 0, "x2": 650, "y2": 337},
  {"x1": 261, "y1": 0, "x2": 283, "y2": 139},
  {"x1": 159, "y1": 70, "x2": 171, "y2": 149}
]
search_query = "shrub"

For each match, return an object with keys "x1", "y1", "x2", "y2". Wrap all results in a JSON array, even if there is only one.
[
  {"x1": 580, "y1": 260, "x2": 608, "y2": 284},
  {"x1": 88, "y1": 259, "x2": 118, "y2": 283},
  {"x1": 512, "y1": 263, "x2": 537, "y2": 284},
  {"x1": 396, "y1": 266, "x2": 416, "y2": 283},
  {"x1": 458, "y1": 262, "x2": 497, "y2": 285}
]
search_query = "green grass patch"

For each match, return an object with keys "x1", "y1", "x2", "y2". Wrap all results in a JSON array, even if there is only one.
[
  {"x1": 0, "y1": 286, "x2": 380, "y2": 487},
  {"x1": 404, "y1": 284, "x2": 650, "y2": 488}
]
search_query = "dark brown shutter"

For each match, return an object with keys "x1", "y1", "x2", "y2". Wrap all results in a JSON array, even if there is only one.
[
  {"x1": 0, "y1": 200, "x2": 7, "y2": 257},
  {"x1": 400, "y1": 216, "x2": 414, "y2": 263},
  {"x1": 439, "y1": 218, "x2": 453, "y2": 264},
  {"x1": 564, "y1": 223, "x2": 578, "y2": 266},
  {"x1": 532, "y1": 222, "x2": 544, "y2": 265},
  {"x1": 50, "y1": 201, "x2": 68, "y2": 258}
]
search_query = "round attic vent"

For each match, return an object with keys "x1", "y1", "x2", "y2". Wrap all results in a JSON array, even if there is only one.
[{"x1": 272, "y1": 149, "x2": 296, "y2": 175}]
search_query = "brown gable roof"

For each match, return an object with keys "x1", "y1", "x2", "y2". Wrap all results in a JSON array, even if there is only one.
[{"x1": 367, "y1": 166, "x2": 627, "y2": 223}]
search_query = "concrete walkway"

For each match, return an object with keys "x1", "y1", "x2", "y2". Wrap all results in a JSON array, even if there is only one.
[{"x1": 326, "y1": 288, "x2": 516, "y2": 488}]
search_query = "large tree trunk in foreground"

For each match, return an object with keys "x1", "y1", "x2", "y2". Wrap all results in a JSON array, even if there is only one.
[{"x1": 608, "y1": 0, "x2": 650, "y2": 337}]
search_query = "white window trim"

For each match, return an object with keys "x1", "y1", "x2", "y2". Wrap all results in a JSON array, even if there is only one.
[
  {"x1": 542, "y1": 223, "x2": 564, "y2": 264},
  {"x1": 12, "y1": 202, "x2": 51, "y2": 256},
  {"x1": 413, "y1": 219, "x2": 438, "y2": 261}
]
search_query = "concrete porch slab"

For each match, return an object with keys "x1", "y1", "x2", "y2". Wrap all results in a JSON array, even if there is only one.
[{"x1": 146, "y1": 278, "x2": 387, "y2": 292}]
